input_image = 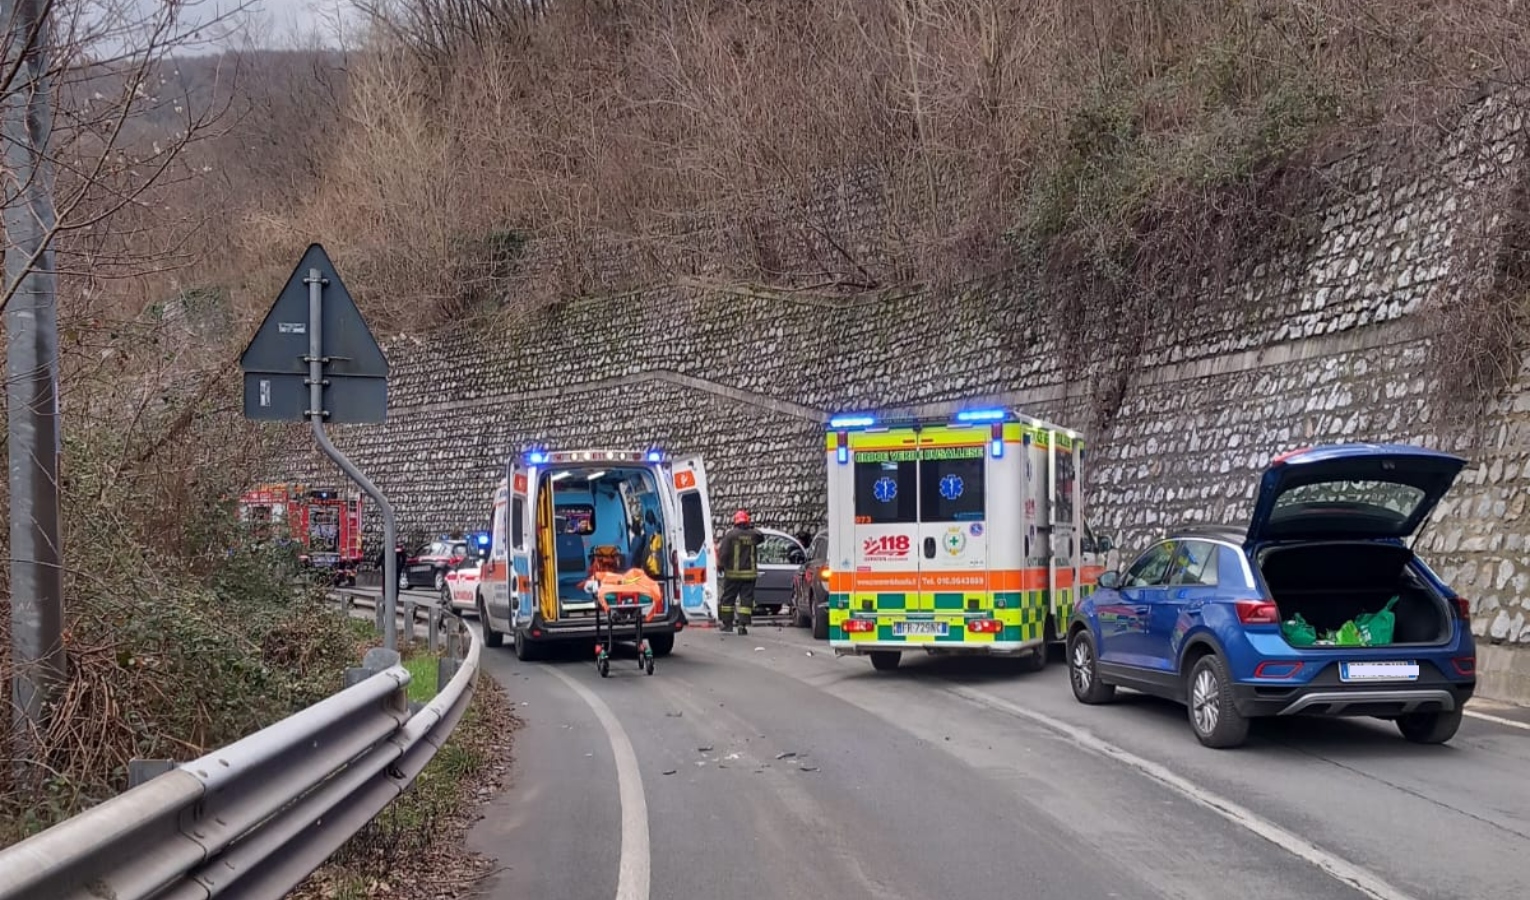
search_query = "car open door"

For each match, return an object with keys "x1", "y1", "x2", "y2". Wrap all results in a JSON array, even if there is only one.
[{"x1": 671, "y1": 456, "x2": 718, "y2": 622}]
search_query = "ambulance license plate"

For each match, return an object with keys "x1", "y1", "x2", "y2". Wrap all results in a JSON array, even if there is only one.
[
  {"x1": 894, "y1": 621, "x2": 948, "y2": 637},
  {"x1": 1339, "y1": 661, "x2": 1419, "y2": 682}
]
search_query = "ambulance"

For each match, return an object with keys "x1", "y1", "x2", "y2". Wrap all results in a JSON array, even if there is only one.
[
  {"x1": 475, "y1": 448, "x2": 719, "y2": 661},
  {"x1": 824, "y1": 407, "x2": 1116, "y2": 671}
]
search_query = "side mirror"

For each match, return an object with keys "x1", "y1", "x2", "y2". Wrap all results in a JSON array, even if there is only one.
[
  {"x1": 1096, "y1": 570, "x2": 1122, "y2": 590},
  {"x1": 1098, "y1": 536, "x2": 1115, "y2": 553},
  {"x1": 788, "y1": 548, "x2": 806, "y2": 565}
]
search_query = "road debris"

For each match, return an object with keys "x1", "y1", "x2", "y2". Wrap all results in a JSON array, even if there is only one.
[
  {"x1": 698, "y1": 745, "x2": 714, "y2": 752},
  {"x1": 662, "y1": 769, "x2": 677, "y2": 776},
  {"x1": 775, "y1": 751, "x2": 797, "y2": 760}
]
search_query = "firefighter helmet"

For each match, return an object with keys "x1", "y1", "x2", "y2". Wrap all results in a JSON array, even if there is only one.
[{"x1": 733, "y1": 509, "x2": 750, "y2": 525}]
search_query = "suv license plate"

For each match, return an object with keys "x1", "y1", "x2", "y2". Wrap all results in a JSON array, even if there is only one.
[
  {"x1": 893, "y1": 621, "x2": 948, "y2": 637},
  {"x1": 1340, "y1": 661, "x2": 1420, "y2": 682}
]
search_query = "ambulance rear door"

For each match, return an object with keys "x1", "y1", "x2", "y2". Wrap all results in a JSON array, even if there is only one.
[
  {"x1": 669, "y1": 456, "x2": 717, "y2": 621},
  {"x1": 914, "y1": 429, "x2": 990, "y2": 634},
  {"x1": 848, "y1": 430, "x2": 922, "y2": 617}
]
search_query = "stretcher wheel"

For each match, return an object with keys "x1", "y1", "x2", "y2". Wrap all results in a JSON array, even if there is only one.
[
  {"x1": 645, "y1": 657, "x2": 655, "y2": 676},
  {"x1": 599, "y1": 657, "x2": 610, "y2": 678}
]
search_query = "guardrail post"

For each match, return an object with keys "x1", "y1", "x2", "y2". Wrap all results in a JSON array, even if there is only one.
[
  {"x1": 375, "y1": 594, "x2": 386, "y2": 633},
  {"x1": 402, "y1": 600, "x2": 416, "y2": 647},
  {"x1": 427, "y1": 604, "x2": 439, "y2": 652},
  {"x1": 345, "y1": 645, "x2": 402, "y2": 689},
  {"x1": 128, "y1": 758, "x2": 174, "y2": 788},
  {"x1": 437, "y1": 614, "x2": 463, "y2": 690}
]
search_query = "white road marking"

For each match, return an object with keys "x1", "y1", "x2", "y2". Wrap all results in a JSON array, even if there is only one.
[
  {"x1": 546, "y1": 667, "x2": 651, "y2": 900},
  {"x1": 1463, "y1": 708, "x2": 1530, "y2": 732},
  {"x1": 948, "y1": 684, "x2": 1421, "y2": 900}
]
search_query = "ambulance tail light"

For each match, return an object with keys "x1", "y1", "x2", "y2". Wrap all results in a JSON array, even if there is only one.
[
  {"x1": 967, "y1": 619, "x2": 1003, "y2": 634},
  {"x1": 842, "y1": 619, "x2": 876, "y2": 633}
]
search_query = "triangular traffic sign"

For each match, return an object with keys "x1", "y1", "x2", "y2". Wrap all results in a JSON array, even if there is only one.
[{"x1": 239, "y1": 243, "x2": 388, "y2": 423}]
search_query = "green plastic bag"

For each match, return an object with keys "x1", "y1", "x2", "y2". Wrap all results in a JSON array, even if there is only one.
[
  {"x1": 1333, "y1": 620, "x2": 1365, "y2": 646},
  {"x1": 1281, "y1": 613, "x2": 1317, "y2": 647},
  {"x1": 1355, "y1": 595, "x2": 1400, "y2": 646}
]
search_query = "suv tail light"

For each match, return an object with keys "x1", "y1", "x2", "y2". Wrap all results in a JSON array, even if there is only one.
[
  {"x1": 1235, "y1": 599, "x2": 1280, "y2": 625},
  {"x1": 819, "y1": 565, "x2": 832, "y2": 583},
  {"x1": 1450, "y1": 596, "x2": 1471, "y2": 620}
]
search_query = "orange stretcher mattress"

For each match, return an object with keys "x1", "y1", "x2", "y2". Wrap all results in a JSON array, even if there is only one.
[{"x1": 586, "y1": 568, "x2": 666, "y2": 620}]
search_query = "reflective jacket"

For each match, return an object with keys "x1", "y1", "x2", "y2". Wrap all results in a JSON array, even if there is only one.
[{"x1": 717, "y1": 525, "x2": 762, "y2": 580}]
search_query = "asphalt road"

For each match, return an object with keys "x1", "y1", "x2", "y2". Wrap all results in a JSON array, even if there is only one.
[{"x1": 441, "y1": 620, "x2": 1530, "y2": 900}]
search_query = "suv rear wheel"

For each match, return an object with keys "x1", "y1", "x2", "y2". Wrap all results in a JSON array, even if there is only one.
[
  {"x1": 811, "y1": 604, "x2": 829, "y2": 640},
  {"x1": 1187, "y1": 654, "x2": 1250, "y2": 749},
  {"x1": 1396, "y1": 708, "x2": 1463, "y2": 744}
]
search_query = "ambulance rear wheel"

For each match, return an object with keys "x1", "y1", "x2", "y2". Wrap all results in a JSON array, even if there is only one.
[
  {"x1": 869, "y1": 651, "x2": 901, "y2": 672},
  {"x1": 513, "y1": 627, "x2": 540, "y2": 661},
  {"x1": 479, "y1": 597, "x2": 504, "y2": 648},
  {"x1": 648, "y1": 633, "x2": 675, "y2": 657}
]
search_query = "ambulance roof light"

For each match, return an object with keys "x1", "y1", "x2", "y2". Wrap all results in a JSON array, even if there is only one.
[
  {"x1": 955, "y1": 408, "x2": 1007, "y2": 423},
  {"x1": 646, "y1": 450, "x2": 663, "y2": 463},
  {"x1": 527, "y1": 451, "x2": 548, "y2": 465},
  {"x1": 829, "y1": 414, "x2": 876, "y2": 429}
]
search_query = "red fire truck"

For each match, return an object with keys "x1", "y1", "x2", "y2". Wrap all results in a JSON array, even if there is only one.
[{"x1": 238, "y1": 483, "x2": 364, "y2": 585}]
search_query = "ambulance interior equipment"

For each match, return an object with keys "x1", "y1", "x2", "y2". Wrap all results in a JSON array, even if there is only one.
[{"x1": 479, "y1": 449, "x2": 718, "y2": 661}]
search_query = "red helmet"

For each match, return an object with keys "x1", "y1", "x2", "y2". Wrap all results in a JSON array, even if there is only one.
[{"x1": 732, "y1": 509, "x2": 750, "y2": 525}]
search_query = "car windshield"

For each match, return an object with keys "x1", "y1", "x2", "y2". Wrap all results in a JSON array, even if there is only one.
[{"x1": 758, "y1": 534, "x2": 800, "y2": 565}]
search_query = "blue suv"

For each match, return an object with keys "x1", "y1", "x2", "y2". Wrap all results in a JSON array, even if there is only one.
[{"x1": 1068, "y1": 444, "x2": 1477, "y2": 748}]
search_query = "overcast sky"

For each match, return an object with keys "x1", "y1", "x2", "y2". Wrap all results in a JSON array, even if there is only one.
[{"x1": 143, "y1": 0, "x2": 354, "y2": 50}]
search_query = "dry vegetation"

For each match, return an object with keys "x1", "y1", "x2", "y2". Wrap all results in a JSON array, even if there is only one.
[
  {"x1": 275, "y1": 0, "x2": 1530, "y2": 345},
  {"x1": 0, "y1": 1, "x2": 365, "y2": 840}
]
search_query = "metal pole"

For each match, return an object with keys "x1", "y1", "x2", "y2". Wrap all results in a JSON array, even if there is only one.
[
  {"x1": 4, "y1": 0, "x2": 65, "y2": 780},
  {"x1": 306, "y1": 269, "x2": 397, "y2": 650}
]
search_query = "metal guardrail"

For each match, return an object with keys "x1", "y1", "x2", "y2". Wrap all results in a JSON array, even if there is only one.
[{"x1": 0, "y1": 603, "x2": 480, "y2": 900}]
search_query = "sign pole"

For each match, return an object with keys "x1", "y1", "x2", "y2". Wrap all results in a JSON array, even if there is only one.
[
  {"x1": 304, "y1": 268, "x2": 397, "y2": 650},
  {"x1": 4, "y1": 0, "x2": 65, "y2": 783}
]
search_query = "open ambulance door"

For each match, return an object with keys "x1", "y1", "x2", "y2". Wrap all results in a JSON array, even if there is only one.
[
  {"x1": 1047, "y1": 430, "x2": 1081, "y2": 640},
  {"x1": 670, "y1": 456, "x2": 718, "y2": 622},
  {"x1": 532, "y1": 463, "x2": 558, "y2": 623}
]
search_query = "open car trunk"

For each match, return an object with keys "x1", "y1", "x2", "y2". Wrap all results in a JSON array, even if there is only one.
[{"x1": 1259, "y1": 542, "x2": 1452, "y2": 647}]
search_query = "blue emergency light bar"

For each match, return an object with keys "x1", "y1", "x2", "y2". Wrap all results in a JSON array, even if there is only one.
[
  {"x1": 527, "y1": 451, "x2": 548, "y2": 464},
  {"x1": 477, "y1": 533, "x2": 490, "y2": 546},
  {"x1": 828, "y1": 414, "x2": 876, "y2": 429},
  {"x1": 955, "y1": 408, "x2": 1008, "y2": 423},
  {"x1": 647, "y1": 450, "x2": 663, "y2": 463}
]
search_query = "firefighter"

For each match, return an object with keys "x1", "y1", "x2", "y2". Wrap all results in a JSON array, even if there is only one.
[{"x1": 717, "y1": 509, "x2": 762, "y2": 635}]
